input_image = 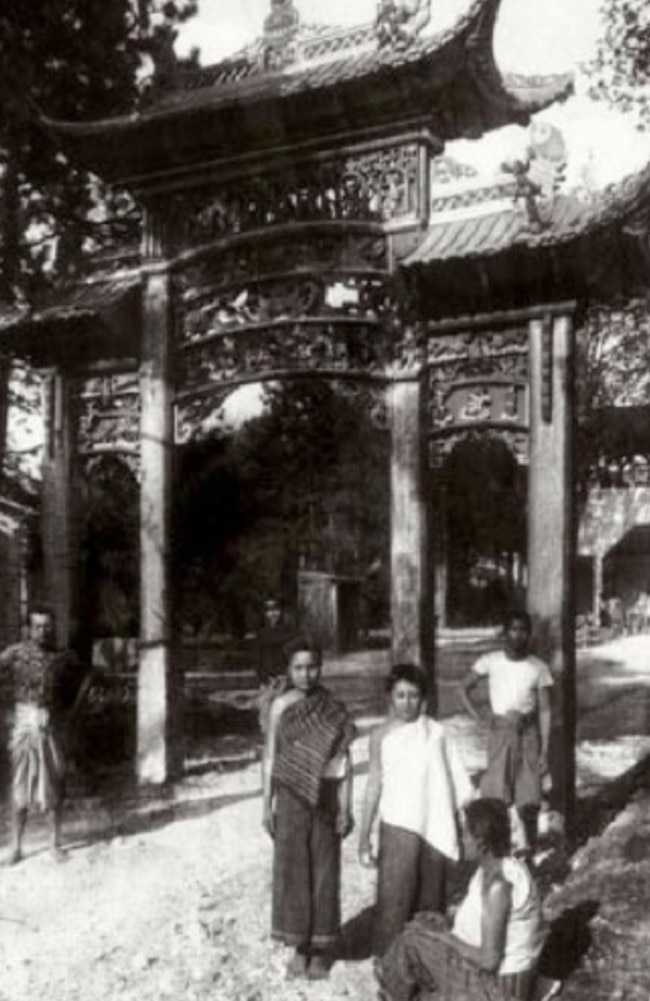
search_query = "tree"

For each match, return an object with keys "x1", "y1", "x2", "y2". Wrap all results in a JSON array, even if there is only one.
[
  {"x1": 0, "y1": 0, "x2": 197, "y2": 304},
  {"x1": 590, "y1": 2, "x2": 650, "y2": 128},
  {"x1": 172, "y1": 379, "x2": 391, "y2": 638},
  {"x1": 575, "y1": 300, "x2": 650, "y2": 496}
]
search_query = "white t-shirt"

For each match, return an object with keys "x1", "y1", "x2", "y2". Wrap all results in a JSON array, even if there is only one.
[{"x1": 472, "y1": 651, "x2": 553, "y2": 716}]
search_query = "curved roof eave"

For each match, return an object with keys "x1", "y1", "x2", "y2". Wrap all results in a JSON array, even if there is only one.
[
  {"x1": 463, "y1": 0, "x2": 573, "y2": 119},
  {"x1": 402, "y1": 154, "x2": 650, "y2": 274},
  {"x1": 42, "y1": 0, "x2": 571, "y2": 184}
]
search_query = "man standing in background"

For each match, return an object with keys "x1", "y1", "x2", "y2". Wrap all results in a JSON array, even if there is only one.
[
  {"x1": 0, "y1": 606, "x2": 79, "y2": 864},
  {"x1": 459, "y1": 610, "x2": 553, "y2": 854}
]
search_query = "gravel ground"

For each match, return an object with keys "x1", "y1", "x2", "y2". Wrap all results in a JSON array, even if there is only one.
[
  {"x1": 0, "y1": 635, "x2": 649, "y2": 1001},
  {"x1": 0, "y1": 722, "x2": 648, "y2": 1001}
]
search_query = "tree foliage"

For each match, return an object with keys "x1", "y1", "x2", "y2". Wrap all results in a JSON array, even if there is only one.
[
  {"x1": 172, "y1": 380, "x2": 390, "y2": 639},
  {"x1": 590, "y1": 1, "x2": 650, "y2": 128},
  {"x1": 0, "y1": 0, "x2": 197, "y2": 303}
]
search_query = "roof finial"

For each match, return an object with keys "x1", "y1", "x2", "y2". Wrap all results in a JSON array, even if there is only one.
[
  {"x1": 502, "y1": 122, "x2": 567, "y2": 232},
  {"x1": 374, "y1": 0, "x2": 431, "y2": 50},
  {"x1": 262, "y1": 0, "x2": 301, "y2": 70}
]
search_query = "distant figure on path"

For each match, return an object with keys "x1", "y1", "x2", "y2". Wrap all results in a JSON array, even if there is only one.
[
  {"x1": 255, "y1": 599, "x2": 296, "y2": 685},
  {"x1": 376, "y1": 798, "x2": 547, "y2": 1001},
  {"x1": 262, "y1": 635, "x2": 357, "y2": 980},
  {"x1": 0, "y1": 607, "x2": 79, "y2": 864},
  {"x1": 358, "y1": 662, "x2": 474, "y2": 956},
  {"x1": 459, "y1": 611, "x2": 553, "y2": 854}
]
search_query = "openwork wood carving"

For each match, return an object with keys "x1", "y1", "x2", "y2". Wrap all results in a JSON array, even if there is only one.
[
  {"x1": 168, "y1": 143, "x2": 421, "y2": 249},
  {"x1": 173, "y1": 226, "x2": 397, "y2": 408},
  {"x1": 429, "y1": 428, "x2": 530, "y2": 468},
  {"x1": 74, "y1": 373, "x2": 140, "y2": 477},
  {"x1": 427, "y1": 326, "x2": 530, "y2": 467},
  {"x1": 177, "y1": 233, "x2": 387, "y2": 289}
]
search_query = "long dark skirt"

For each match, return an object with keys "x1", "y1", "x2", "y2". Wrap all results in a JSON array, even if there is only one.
[
  {"x1": 379, "y1": 916, "x2": 537, "y2": 1001},
  {"x1": 374, "y1": 823, "x2": 448, "y2": 957},
  {"x1": 271, "y1": 782, "x2": 341, "y2": 949}
]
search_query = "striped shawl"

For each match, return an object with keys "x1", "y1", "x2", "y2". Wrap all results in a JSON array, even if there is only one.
[{"x1": 273, "y1": 687, "x2": 356, "y2": 808}]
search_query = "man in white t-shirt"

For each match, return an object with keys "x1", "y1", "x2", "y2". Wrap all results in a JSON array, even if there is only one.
[{"x1": 459, "y1": 611, "x2": 553, "y2": 851}]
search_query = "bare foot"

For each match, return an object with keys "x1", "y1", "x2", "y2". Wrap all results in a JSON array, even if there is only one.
[
  {"x1": 286, "y1": 950, "x2": 309, "y2": 980},
  {"x1": 308, "y1": 954, "x2": 332, "y2": 980}
]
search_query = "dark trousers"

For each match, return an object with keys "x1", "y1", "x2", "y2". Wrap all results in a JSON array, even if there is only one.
[
  {"x1": 379, "y1": 915, "x2": 537, "y2": 1001},
  {"x1": 272, "y1": 783, "x2": 341, "y2": 950},
  {"x1": 374, "y1": 823, "x2": 448, "y2": 957}
]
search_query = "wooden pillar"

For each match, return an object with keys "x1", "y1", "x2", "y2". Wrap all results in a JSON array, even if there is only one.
[
  {"x1": 434, "y1": 490, "x2": 448, "y2": 630},
  {"x1": 137, "y1": 263, "x2": 176, "y2": 784},
  {"x1": 0, "y1": 355, "x2": 11, "y2": 472},
  {"x1": 389, "y1": 373, "x2": 434, "y2": 695},
  {"x1": 41, "y1": 370, "x2": 78, "y2": 648},
  {"x1": 527, "y1": 311, "x2": 576, "y2": 832},
  {"x1": 592, "y1": 549, "x2": 604, "y2": 624}
]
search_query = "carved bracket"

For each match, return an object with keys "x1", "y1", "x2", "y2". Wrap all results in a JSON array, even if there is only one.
[
  {"x1": 429, "y1": 428, "x2": 530, "y2": 469},
  {"x1": 73, "y1": 372, "x2": 141, "y2": 478}
]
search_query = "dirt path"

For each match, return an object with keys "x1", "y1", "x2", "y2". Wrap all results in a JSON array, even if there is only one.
[{"x1": 0, "y1": 635, "x2": 649, "y2": 1001}]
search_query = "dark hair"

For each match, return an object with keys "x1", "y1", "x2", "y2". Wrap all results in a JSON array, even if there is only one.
[
  {"x1": 283, "y1": 633, "x2": 323, "y2": 668},
  {"x1": 502, "y1": 609, "x2": 532, "y2": 634},
  {"x1": 465, "y1": 798, "x2": 511, "y2": 857},
  {"x1": 29, "y1": 605, "x2": 55, "y2": 621},
  {"x1": 386, "y1": 662, "x2": 427, "y2": 697}
]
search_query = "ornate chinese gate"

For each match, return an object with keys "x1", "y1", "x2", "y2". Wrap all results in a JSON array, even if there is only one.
[{"x1": 36, "y1": 1, "x2": 578, "y2": 819}]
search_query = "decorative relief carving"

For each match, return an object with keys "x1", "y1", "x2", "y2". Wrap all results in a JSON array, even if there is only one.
[
  {"x1": 374, "y1": 0, "x2": 431, "y2": 49},
  {"x1": 178, "y1": 320, "x2": 388, "y2": 391},
  {"x1": 74, "y1": 373, "x2": 140, "y2": 475},
  {"x1": 169, "y1": 143, "x2": 421, "y2": 246},
  {"x1": 426, "y1": 327, "x2": 529, "y2": 380},
  {"x1": 429, "y1": 429, "x2": 530, "y2": 469},
  {"x1": 262, "y1": 0, "x2": 300, "y2": 70},
  {"x1": 429, "y1": 380, "x2": 528, "y2": 430},
  {"x1": 426, "y1": 327, "x2": 530, "y2": 466},
  {"x1": 176, "y1": 273, "x2": 391, "y2": 347},
  {"x1": 502, "y1": 122, "x2": 568, "y2": 233},
  {"x1": 174, "y1": 233, "x2": 388, "y2": 291}
]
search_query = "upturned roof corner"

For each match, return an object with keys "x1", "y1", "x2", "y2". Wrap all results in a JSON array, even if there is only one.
[{"x1": 41, "y1": 0, "x2": 573, "y2": 188}]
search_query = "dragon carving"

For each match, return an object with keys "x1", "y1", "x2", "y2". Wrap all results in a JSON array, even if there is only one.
[{"x1": 375, "y1": 0, "x2": 432, "y2": 49}]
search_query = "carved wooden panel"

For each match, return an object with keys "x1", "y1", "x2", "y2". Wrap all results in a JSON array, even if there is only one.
[
  {"x1": 427, "y1": 326, "x2": 530, "y2": 467},
  {"x1": 170, "y1": 220, "x2": 401, "y2": 442},
  {"x1": 167, "y1": 142, "x2": 422, "y2": 249},
  {"x1": 429, "y1": 428, "x2": 530, "y2": 469},
  {"x1": 74, "y1": 372, "x2": 140, "y2": 477}
]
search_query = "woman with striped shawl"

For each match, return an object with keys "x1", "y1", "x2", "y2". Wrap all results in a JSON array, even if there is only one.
[{"x1": 262, "y1": 636, "x2": 357, "y2": 981}]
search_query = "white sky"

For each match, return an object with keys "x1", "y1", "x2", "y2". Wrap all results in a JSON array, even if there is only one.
[
  {"x1": 177, "y1": 0, "x2": 650, "y2": 187},
  {"x1": 178, "y1": 0, "x2": 600, "y2": 73},
  {"x1": 8, "y1": 1, "x2": 650, "y2": 454}
]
